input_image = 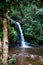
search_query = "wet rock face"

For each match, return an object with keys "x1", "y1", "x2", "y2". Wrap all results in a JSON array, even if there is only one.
[{"x1": 11, "y1": 16, "x2": 19, "y2": 21}]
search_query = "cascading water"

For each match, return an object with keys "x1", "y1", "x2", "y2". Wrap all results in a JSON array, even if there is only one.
[
  {"x1": 6, "y1": 11, "x2": 31, "y2": 48},
  {"x1": 16, "y1": 22, "x2": 28, "y2": 48}
]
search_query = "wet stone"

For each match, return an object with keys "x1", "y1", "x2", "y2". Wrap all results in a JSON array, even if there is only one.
[{"x1": 8, "y1": 54, "x2": 12, "y2": 60}]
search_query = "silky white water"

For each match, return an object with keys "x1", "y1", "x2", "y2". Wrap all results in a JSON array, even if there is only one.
[
  {"x1": 7, "y1": 11, "x2": 31, "y2": 48},
  {"x1": 16, "y1": 22, "x2": 29, "y2": 48}
]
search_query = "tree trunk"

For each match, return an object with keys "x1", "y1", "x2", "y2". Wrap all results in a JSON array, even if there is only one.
[
  {"x1": 3, "y1": 18, "x2": 8, "y2": 65},
  {"x1": 0, "y1": 38, "x2": 2, "y2": 59}
]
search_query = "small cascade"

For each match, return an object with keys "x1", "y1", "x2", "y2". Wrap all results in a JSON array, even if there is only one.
[
  {"x1": 16, "y1": 22, "x2": 29, "y2": 48},
  {"x1": 6, "y1": 11, "x2": 31, "y2": 48}
]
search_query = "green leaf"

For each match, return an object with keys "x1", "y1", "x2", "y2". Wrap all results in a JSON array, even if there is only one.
[{"x1": 6, "y1": 0, "x2": 10, "y2": 2}]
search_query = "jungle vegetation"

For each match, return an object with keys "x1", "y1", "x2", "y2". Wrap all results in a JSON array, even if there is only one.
[{"x1": 0, "y1": 0, "x2": 43, "y2": 46}]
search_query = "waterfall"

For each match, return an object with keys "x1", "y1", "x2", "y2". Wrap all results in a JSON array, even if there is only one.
[
  {"x1": 16, "y1": 22, "x2": 24, "y2": 42},
  {"x1": 6, "y1": 11, "x2": 31, "y2": 48},
  {"x1": 16, "y1": 22, "x2": 28, "y2": 47}
]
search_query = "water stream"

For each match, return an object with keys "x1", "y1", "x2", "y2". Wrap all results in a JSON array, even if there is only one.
[
  {"x1": 16, "y1": 22, "x2": 30, "y2": 48},
  {"x1": 6, "y1": 11, "x2": 31, "y2": 48}
]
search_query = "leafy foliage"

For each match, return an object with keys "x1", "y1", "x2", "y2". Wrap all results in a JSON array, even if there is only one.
[
  {"x1": 0, "y1": 0, "x2": 43, "y2": 46},
  {"x1": 10, "y1": 3, "x2": 43, "y2": 45},
  {"x1": 8, "y1": 26, "x2": 17, "y2": 47},
  {"x1": 8, "y1": 56, "x2": 16, "y2": 65},
  {"x1": 0, "y1": 59, "x2": 2, "y2": 65}
]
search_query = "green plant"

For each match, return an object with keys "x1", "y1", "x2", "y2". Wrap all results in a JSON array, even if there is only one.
[
  {"x1": 10, "y1": 3, "x2": 43, "y2": 45},
  {"x1": 8, "y1": 56, "x2": 16, "y2": 65},
  {"x1": 0, "y1": 0, "x2": 43, "y2": 46},
  {"x1": 39, "y1": 59, "x2": 43, "y2": 65},
  {"x1": 8, "y1": 26, "x2": 17, "y2": 47},
  {"x1": 0, "y1": 59, "x2": 2, "y2": 65}
]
